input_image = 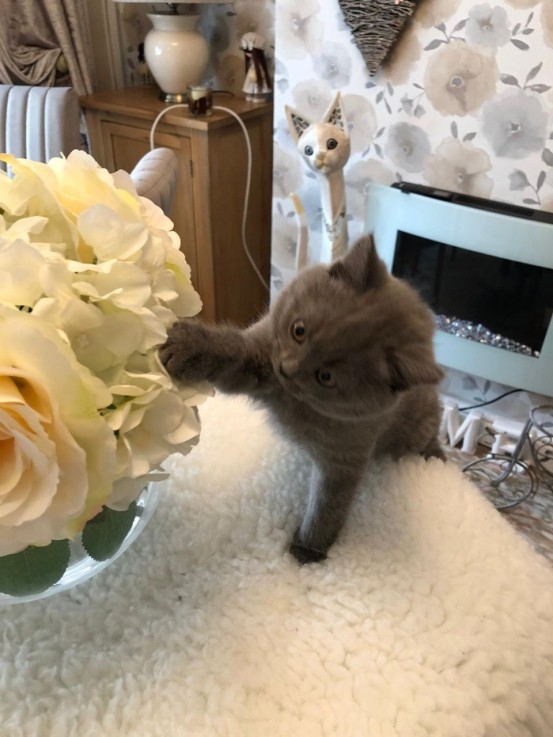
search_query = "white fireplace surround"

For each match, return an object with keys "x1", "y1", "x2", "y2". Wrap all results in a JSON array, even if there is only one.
[{"x1": 365, "y1": 183, "x2": 553, "y2": 399}]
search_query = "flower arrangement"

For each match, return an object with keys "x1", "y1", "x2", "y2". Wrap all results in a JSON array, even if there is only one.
[{"x1": 0, "y1": 151, "x2": 208, "y2": 596}]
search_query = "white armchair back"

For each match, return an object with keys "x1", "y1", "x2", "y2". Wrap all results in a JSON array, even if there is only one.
[{"x1": 0, "y1": 85, "x2": 81, "y2": 166}]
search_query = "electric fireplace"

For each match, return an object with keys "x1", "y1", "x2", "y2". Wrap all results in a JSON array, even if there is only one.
[{"x1": 365, "y1": 183, "x2": 553, "y2": 397}]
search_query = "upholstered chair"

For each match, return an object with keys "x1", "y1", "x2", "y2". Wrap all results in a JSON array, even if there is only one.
[
  {"x1": 0, "y1": 85, "x2": 82, "y2": 164},
  {"x1": 0, "y1": 84, "x2": 179, "y2": 217},
  {"x1": 129, "y1": 146, "x2": 180, "y2": 217}
]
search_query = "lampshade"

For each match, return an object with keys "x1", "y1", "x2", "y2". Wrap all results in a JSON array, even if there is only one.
[{"x1": 111, "y1": 1, "x2": 221, "y2": 103}]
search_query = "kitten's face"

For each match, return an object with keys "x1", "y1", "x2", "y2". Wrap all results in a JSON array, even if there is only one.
[
  {"x1": 270, "y1": 267, "x2": 398, "y2": 421},
  {"x1": 297, "y1": 123, "x2": 351, "y2": 176}
]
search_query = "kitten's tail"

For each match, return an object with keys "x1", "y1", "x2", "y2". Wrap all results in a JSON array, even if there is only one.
[{"x1": 290, "y1": 192, "x2": 308, "y2": 271}]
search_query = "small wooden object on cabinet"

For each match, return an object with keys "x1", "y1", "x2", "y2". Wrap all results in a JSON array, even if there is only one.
[{"x1": 80, "y1": 86, "x2": 273, "y2": 325}]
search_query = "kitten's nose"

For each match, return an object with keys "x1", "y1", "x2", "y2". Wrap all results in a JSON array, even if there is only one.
[
  {"x1": 279, "y1": 357, "x2": 299, "y2": 378},
  {"x1": 315, "y1": 153, "x2": 325, "y2": 170}
]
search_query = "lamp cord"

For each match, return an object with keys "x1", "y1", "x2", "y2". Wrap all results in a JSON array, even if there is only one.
[{"x1": 149, "y1": 103, "x2": 269, "y2": 292}]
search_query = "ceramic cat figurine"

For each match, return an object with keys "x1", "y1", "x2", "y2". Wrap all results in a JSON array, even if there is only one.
[
  {"x1": 160, "y1": 236, "x2": 444, "y2": 564},
  {"x1": 286, "y1": 93, "x2": 351, "y2": 266}
]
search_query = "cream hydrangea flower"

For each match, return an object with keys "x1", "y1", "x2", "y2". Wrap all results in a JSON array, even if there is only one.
[
  {"x1": 104, "y1": 354, "x2": 206, "y2": 509},
  {"x1": 0, "y1": 150, "x2": 207, "y2": 557}
]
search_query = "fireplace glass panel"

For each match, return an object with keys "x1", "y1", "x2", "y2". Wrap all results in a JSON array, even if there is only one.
[{"x1": 392, "y1": 232, "x2": 553, "y2": 357}]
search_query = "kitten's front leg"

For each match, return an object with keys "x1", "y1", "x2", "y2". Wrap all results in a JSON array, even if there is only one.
[
  {"x1": 160, "y1": 318, "x2": 274, "y2": 395},
  {"x1": 290, "y1": 464, "x2": 364, "y2": 565}
]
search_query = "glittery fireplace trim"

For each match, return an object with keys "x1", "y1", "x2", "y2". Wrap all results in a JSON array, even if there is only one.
[{"x1": 435, "y1": 314, "x2": 540, "y2": 358}]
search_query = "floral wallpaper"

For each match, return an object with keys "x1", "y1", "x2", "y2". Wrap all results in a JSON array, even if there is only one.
[{"x1": 273, "y1": 0, "x2": 553, "y2": 418}]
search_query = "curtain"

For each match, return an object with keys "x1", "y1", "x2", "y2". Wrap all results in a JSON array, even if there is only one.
[{"x1": 0, "y1": 0, "x2": 94, "y2": 95}]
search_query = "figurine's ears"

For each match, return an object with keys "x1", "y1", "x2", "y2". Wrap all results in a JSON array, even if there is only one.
[
  {"x1": 285, "y1": 92, "x2": 347, "y2": 143},
  {"x1": 285, "y1": 106, "x2": 312, "y2": 144},
  {"x1": 322, "y1": 92, "x2": 347, "y2": 131}
]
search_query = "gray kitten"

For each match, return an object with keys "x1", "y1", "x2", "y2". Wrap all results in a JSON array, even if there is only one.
[{"x1": 160, "y1": 236, "x2": 444, "y2": 564}]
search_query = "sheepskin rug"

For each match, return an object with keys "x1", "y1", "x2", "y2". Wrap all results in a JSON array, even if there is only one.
[{"x1": 1, "y1": 393, "x2": 553, "y2": 737}]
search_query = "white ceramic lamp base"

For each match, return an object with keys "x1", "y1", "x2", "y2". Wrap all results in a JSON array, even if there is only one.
[{"x1": 145, "y1": 13, "x2": 209, "y2": 103}]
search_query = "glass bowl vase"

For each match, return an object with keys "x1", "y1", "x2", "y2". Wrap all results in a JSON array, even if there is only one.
[{"x1": 0, "y1": 482, "x2": 159, "y2": 606}]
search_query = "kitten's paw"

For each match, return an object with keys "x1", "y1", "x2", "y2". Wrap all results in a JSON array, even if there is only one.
[
  {"x1": 289, "y1": 531, "x2": 327, "y2": 565},
  {"x1": 159, "y1": 320, "x2": 217, "y2": 383},
  {"x1": 289, "y1": 542, "x2": 327, "y2": 565},
  {"x1": 420, "y1": 439, "x2": 446, "y2": 462}
]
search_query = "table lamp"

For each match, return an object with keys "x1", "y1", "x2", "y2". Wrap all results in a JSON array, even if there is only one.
[{"x1": 112, "y1": 2, "x2": 218, "y2": 103}]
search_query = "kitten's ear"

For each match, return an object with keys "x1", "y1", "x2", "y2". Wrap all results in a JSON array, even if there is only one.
[
  {"x1": 387, "y1": 351, "x2": 444, "y2": 392},
  {"x1": 286, "y1": 105, "x2": 312, "y2": 144},
  {"x1": 329, "y1": 235, "x2": 388, "y2": 292},
  {"x1": 322, "y1": 92, "x2": 347, "y2": 132}
]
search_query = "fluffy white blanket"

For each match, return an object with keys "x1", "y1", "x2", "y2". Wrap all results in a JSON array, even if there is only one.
[{"x1": 1, "y1": 394, "x2": 553, "y2": 737}]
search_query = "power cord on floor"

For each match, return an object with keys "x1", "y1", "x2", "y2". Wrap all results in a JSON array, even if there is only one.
[
  {"x1": 149, "y1": 103, "x2": 269, "y2": 293},
  {"x1": 458, "y1": 388, "x2": 524, "y2": 412}
]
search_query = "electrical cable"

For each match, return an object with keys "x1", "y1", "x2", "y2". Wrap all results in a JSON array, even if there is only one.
[
  {"x1": 458, "y1": 388, "x2": 524, "y2": 412},
  {"x1": 149, "y1": 103, "x2": 269, "y2": 292}
]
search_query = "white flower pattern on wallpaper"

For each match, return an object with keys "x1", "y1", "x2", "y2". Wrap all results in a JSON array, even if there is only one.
[
  {"x1": 291, "y1": 80, "x2": 334, "y2": 120},
  {"x1": 424, "y1": 136, "x2": 493, "y2": 195},
  {"x1": 416, "y1": 0, "x2": 463, "y2": 29},
  {"x1": 276, "y1": 0, "x2": 323, "y2": 60},
  {"x1": 465, "y1": 4, "x2": 511, "y2": 47},
  {"x1": 482, "y1": 89, "x2": 549, "y2": 157},
  {"x1": 347, "y1": 159, "x2": 395, "y2": 220},
  {"x1": 424, "y1": 41, "x2": 500, "y2": 116},
  {"x1": 312, "y1": 42, "x2": 352, "y2": 88},
  {"x1": 385, "y1": 122, "x2": 431, "y2": 172},
  {"x1": 273, "y1": 147, "x2": 304, "y2": 198}
]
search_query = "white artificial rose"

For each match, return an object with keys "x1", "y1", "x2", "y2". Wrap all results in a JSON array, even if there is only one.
[{"x1": 0, "y1": 307, "x2": 117, "y2": 554}]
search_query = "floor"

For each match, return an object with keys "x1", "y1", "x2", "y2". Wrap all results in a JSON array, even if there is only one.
[{"x1": 444, "y1": 445, "x2": 553, "y2": 565}]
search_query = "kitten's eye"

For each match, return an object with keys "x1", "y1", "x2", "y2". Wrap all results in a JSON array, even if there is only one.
[
  {"x1": 304, "y1": 145, "x2": 314, "y2": 156},
  {"x1": 326, "y1": 138, "x2": 338, "y2": 150},
  {"x1": 290, "y1": 320, "x2": 306, "y2": 342},
  {"x1": 316, "y1": 369, "x2": 336, "y2": 388}
]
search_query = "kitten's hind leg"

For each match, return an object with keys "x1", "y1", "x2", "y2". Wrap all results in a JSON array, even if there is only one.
[{"x1": 289, "y1": 464, "x2": 362, "y2": 565}]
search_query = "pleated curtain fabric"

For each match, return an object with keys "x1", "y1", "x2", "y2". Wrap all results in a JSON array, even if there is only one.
[{"x1": 0, "y1": 0, "x2": 94, "y2": 95}]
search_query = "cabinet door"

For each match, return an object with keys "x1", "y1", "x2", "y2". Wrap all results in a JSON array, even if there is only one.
[
  {"x1": 201, "y1": 114, "x2": 272, "y2": 324},
  {"x1": 98, "y1": 121, "x2": 200, "y2": 289}
]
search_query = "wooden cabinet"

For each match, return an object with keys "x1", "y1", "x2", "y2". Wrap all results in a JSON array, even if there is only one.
[{"x1": 80, "y1": 86, "x2": 273, "y2": 325}]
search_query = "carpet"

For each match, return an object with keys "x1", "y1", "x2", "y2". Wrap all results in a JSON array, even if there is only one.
[{"x1": 1, "y1": 394, "x2": 553, "y2": 737}]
